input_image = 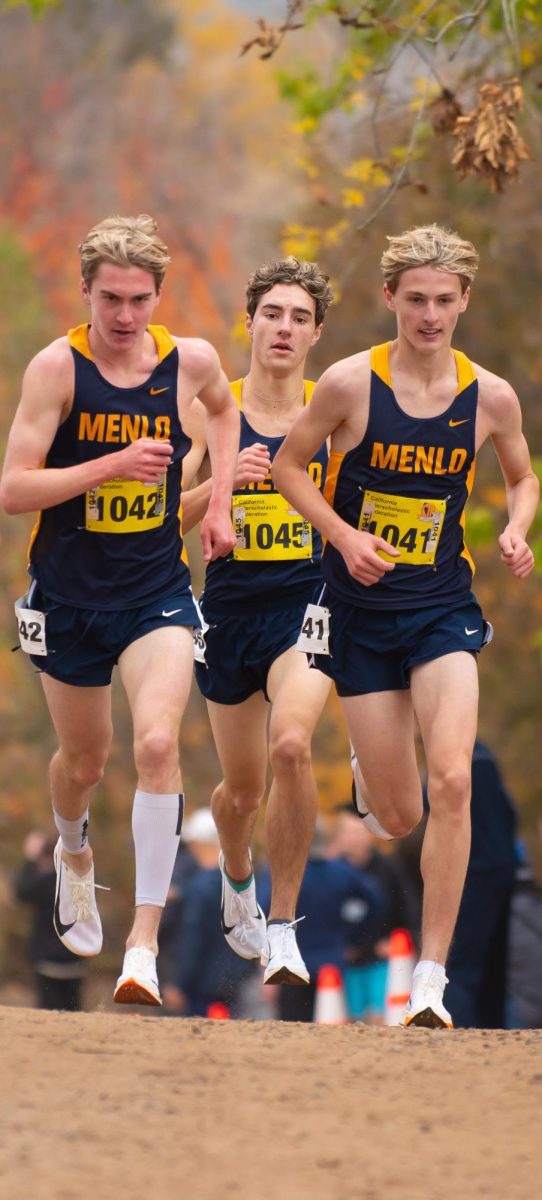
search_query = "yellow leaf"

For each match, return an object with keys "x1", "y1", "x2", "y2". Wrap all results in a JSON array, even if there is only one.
[
  {"x1": 323, "y1": 220, "x2": 349, "y2": 247},
  {"x1": 281, "y1": 228, "x2": 321, "y2": 259},
  {"x1": 344, "y1": 157, "x2": 374, "y2": 183},
  {"x1": 294, "y1": 155, "x2": 320, "y2": 180},
  {"x1": 371, "y1": 165, "x2": 391, "y2": 187},
  {"x1": 230, "y1": 316, "x2": 250, "y2": 345},
  {"x1": 292, "y1": 117, "x2": 318, "y2": 134},
  {"x1": 342, "y1": 187, "x2": 365, "y2": 207}
]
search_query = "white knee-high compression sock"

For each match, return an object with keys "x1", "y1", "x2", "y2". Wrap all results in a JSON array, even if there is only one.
[{"x1": 132, "y1": 790, "x2": 184, "y2": 907}]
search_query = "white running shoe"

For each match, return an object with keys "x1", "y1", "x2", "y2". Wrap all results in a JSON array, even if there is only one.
[
  {"x1": 262, "y1": 919, "x2": 310, "y2": 986},
  {"x1": 113, "y1": 947, "x2": 162, "y2": 1007},
  {"x1": 350, "y1": 748, "x2": 394, "y2": 840},
  {"x1": 401, "y1": 973, "x2": 453, "y2": 1029},
  {"x1": 53, "y1": 838, "x2": 103, "y2": 957},
  {"x1": 219, "y1": 851, "x2": 266, "y2": 961}
]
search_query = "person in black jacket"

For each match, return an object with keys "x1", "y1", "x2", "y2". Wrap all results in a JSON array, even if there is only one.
[
  {"x1": 442, "y1": 739, "x2": 518, "y2": 1028},
  {"x1": 14, "y1": 831, "x2": 87, "y2": 1011}
]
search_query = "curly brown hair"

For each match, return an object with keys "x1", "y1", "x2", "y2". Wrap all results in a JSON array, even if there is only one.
[{"x1": 246, "y1": 257, "x2": 334, "y2": 326}]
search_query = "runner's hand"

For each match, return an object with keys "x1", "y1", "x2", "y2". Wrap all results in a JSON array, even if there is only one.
[
  {"x1": 115, "y1": 438, "x2": 173, "y2": 484},
  {"x1": 337, "y1": 527, "x2": 401, "y2": 586},
  {"x1": 234, "y1": 443, "x2": 271, "y2": 487},
  {"x1": 201, "y1": 505, "x2": 237, "y2": 562},
  {"x1": 498, "y1": 528, "x2": 535, "y2": 578}
]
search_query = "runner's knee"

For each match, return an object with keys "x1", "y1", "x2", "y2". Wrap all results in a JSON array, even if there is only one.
[
  {"x1": 220, "y1": 780, "x2": 264, "y2": 817},
  {"x1": 269, "y1": 727, "x2": 311, "y2": 776},
  {"x1": 133, "y1": 727, "x2": 179, "y2": 777},
  {"x1": 427, "y1": 763, "x2": 471, "y2": 817},
  {"x1": 53, "y1": 748, "x2": 107, "y2": 792}
]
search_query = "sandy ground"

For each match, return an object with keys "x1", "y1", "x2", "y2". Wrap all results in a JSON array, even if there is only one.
[{"x1": 0, "y1": 1005, "x2": 540, "y2": 1200}]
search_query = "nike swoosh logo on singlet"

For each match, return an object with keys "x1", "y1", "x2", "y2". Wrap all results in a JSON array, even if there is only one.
[
  {"x1": 449, "y1": 418, "x2": 470, "y2": 427},
  {"x1": 150, "y1": 387, "x2": 170, "y2": 395}
]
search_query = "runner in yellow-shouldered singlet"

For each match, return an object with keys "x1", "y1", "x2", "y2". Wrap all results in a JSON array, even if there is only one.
[
  {"x1": 273, "y1": 225, "x2": 538, "y2": 1026},
  {"x1": 182, "y1": 258, "x2": 334, "y2": 985},
  {"x1": 0, "y1": 214, "x2": 239, "y2": 1007}
]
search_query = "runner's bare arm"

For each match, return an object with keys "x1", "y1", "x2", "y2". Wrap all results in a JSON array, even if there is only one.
[
  {"x1": 181, "y1": 443, "x2": 270, "y2": 535},
  {"x1": 478, "y1": 371, "x2": 539, "y2": 578},
  {"x1": 272, "y1": 363, "x2": 400, "y2": 586},
  {"x1": 180, "y1": 340, "x2": 239, "y2": 560},
  {"x1": 0, "y1": 342, "x2": 172, "y2": 515}
]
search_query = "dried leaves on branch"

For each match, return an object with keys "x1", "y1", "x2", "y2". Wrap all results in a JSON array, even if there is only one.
[
  {"x1": 452, "y1": 80, "x2": 531, "y2": 193},
  {"x1": 241, "y1": 2, "x2": 536, "y2": 204}
]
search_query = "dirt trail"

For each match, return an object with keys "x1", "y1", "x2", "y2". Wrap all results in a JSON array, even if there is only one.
[{"x1": 0, "y1": 1006, "x2": 540, "y2": 1200}]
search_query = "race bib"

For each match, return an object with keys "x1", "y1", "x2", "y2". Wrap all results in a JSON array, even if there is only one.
[
  {"x1": 296, "y1": 603, "x2": 330, "y2": 656},
  {"x1": 85, "y1": 476, "x2": 166, "y2": 533},
  {"x1": 14, "y1": 595, "x2": 47, "y2": 656},
  {"x1": 359, "y1": 489, "x2": 446, "y2": 565},
  {"x1": 232, "y1": 493, "x2": 312, "y2": 561},
  {"x1": 192, "y1": 599, "x2": 208, "y2": 665}
]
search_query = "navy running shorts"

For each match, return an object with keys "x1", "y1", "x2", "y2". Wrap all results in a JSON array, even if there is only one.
[
  {"x1": 25, "y1": 581, "x2": 201, "y2": 687},
  {"x1": 308, "y1": 585, "x2": 492, "y2": 697},
  {"x1": 195, "y1": 592, "x2": 312, "y2": 705}
]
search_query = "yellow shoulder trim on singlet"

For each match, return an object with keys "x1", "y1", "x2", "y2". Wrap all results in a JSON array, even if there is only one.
[
  {"x1": 229, "y1": 378, "x2": 315, "y2": 411},
  {"x1": 148, "y1": 325, "x2": 176, "y2": 363},
  {"x1": 453, "y1": 349, "x2": 477, "y2": 393},
  {"x1": 304, "y1": 380, "x2": 316, "y2": 403},
  {"x1": 370, "y1": 343, "x2": 393, "y2": 387},
  {"x1": 66, "y1": 324, "x2": 176, "y2": 364},
  {"x1": 67, "y1": 324, "x2": 93, "y2": 359},
  {"x1": 229, "y1": 379, "x2": 244, "y2": 410}
]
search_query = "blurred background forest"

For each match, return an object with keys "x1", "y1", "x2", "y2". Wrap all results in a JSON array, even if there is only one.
[{"x1": 0, "y1": 0, "x2": 541, "y2": 990}]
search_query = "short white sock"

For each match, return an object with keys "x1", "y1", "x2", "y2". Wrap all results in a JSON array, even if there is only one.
[
  {"x1": 53, "y1": 808, "x2": 90, "y2": 856},
  {"x1": 132, "y1": 790, "x2": 184, "y2": 907},
  {"x1": 413, "y1": 960, "x2": 447, "y2": 989}
]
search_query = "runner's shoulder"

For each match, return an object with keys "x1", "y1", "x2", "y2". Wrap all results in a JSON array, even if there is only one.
[{"x1": 315, "y1": 350, "x2": 371, "y2": 402}]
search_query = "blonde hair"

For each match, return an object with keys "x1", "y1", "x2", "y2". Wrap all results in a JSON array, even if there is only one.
[
  {"x1": 78, "y1": 214, "x2": 171, "y2": 290},
  {"x1": 381, "y1": 224, "x2": 479, "y2": 294},
  {"x1": 246, "y1": 257, "x2": 334, "y2": 326}
]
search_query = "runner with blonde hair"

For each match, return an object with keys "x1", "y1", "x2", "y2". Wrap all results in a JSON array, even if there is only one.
[
  {"x1": 273, "y1": 223, "x2": 538, "y2": 1027},
  {"x1": 0, "y1": 213, "x2": 239, "y2": 1007}
]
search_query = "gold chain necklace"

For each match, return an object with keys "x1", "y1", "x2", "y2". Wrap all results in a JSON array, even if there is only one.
[{"x1": 245, "y1": 378, "x2": 304, "y2": 408}]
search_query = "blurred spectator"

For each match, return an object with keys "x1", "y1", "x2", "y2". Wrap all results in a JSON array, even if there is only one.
[
  {"x1": 326, "y1": 809, "x2": 419, "y2": 1023},
  {"x1": 157, "y1": 839, "x2": 198, "y2": 999},
  {"x1": 422, "y1": 739, "x2": 518, "y2": 1028},
  {"x1": 258, "y1": 821, "x2": 385, "y2": 1022},
  {"x1": 507, "y1": 838, "x2": 542, "y2": 1028},
  {"x1": 162, "y1": 808, "x2": 257, "y2": 1017},
  {"x1": 13, "y1": 830, "x2": 87, "y2": 1011}
]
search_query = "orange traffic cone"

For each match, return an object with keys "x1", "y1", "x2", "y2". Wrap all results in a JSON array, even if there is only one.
[
  {"x1": 384, "y1": 928, "x2": 415, "y2": 1026},
  {"x1": 207, "y1": 1001, "x2": 230, "y2": 1020},
  {"x1": 314, "y1": 964, "x2": 348, "y2": 1024}
]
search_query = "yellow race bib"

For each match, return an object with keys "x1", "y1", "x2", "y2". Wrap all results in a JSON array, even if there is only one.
[
  {"x1": 232, "y1": 493, "x2": 312, "y2": 561},
  {"x1": 85, "y1": 477, "x2": 166, "y2": 533},
  {"x1": 359, "y1": 489, "x2": 445, "y2": 565}
]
